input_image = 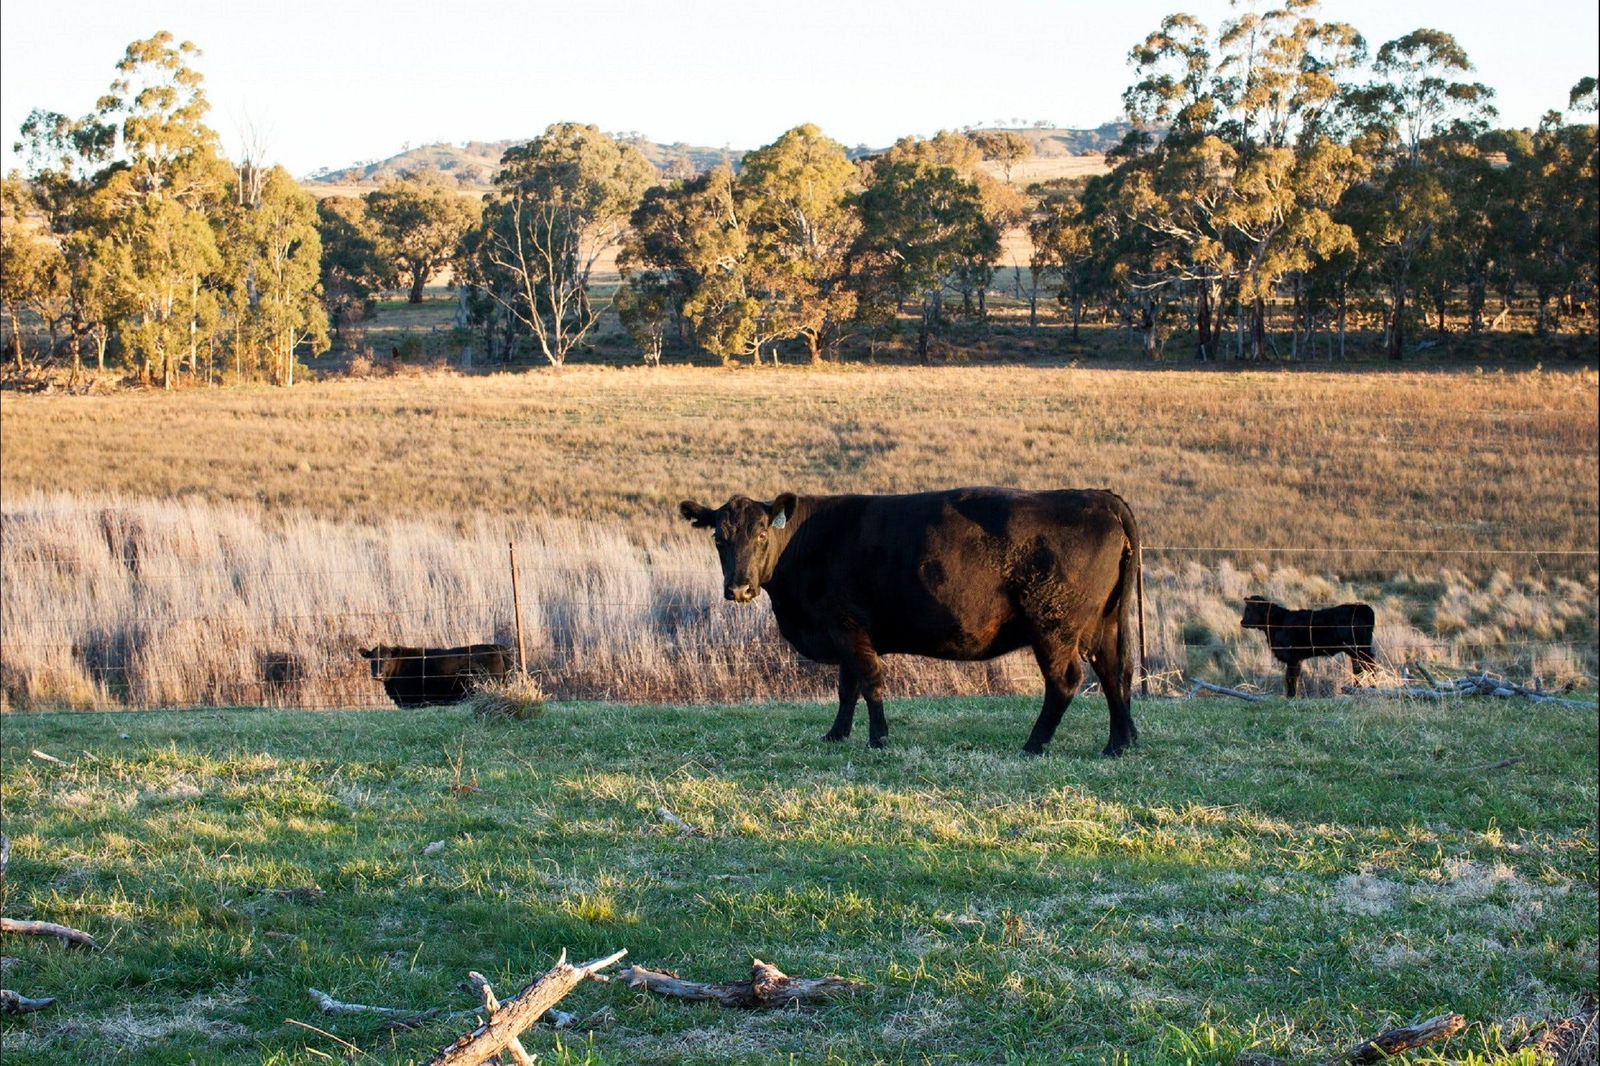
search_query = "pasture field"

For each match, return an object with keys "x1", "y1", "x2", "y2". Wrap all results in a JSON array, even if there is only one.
[{"x1": 1, "y1": 696, "x2": 1596, "y2": 1065}]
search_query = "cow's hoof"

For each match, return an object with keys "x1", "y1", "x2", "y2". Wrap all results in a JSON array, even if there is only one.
[
  {"x1": 1101, "y1": 743, "x2": 1129, "y2": 758},
  {"x1": 868, "y1": 737, "x2": 888, "y2": 749},
  {"x1": 1020, "y1": 745, "x2": 1045, "y2": 758},
  {"x1": 822, "y1": 731, "x2": 848, "y2": 743}
]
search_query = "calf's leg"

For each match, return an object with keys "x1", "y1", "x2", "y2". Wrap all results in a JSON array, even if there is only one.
[{"x1": 836, "y1": 630, "x2": 891, "y2": 748}]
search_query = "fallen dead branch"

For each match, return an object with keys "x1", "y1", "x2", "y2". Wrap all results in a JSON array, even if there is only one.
[
  {"x1": 620, "y1": 958, "x2": 862, "y2": 1009},
  {"x1": 308, "y1": 987, "x2": 447, "y2": 1028},
  {"x1": 1189, "y1": 679, "x2": 1268, "y2": 702},
  {"x1": 1332, "y1": 1011, "x2": 1466, "y2": 1064},
  {"x1": 1235, "y1": 1010, "x2": 1467, "y2": 1066},
  {"x1": 0, "y1": 917, "x2": 99, "y2": 950},
  {"x1": 424, "y1": 948, "x2": 626, "y2": 1066},
  {"x1": 1, "y1": 988, "x2": 56, "y2": 1014},
  {"x1": 1347, "y1": 669, "x2": 1597, "y2": 708}
]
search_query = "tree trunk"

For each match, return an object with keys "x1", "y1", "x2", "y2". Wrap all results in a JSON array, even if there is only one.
[
  {"x1": 409, "y1": 268, "x2": 427, "y2": 304},
  {"x1": 1388, "y1": 285, "x2": 1406, "y2": 360}
]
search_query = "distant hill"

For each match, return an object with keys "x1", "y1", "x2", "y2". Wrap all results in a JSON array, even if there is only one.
[{"x1": 302, "y1": 124, "x2": 1131, "y2": 187}]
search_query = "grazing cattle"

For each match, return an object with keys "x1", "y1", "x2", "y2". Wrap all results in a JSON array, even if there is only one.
[
  {"x1": 1239, "y1": 596, "x2": 1378, "y2": 697},
  {"x1": 358, "y1": 643, "x2": 511, "y2": 707},
  {"x1": 679, "y1": 487, "x2": 1144, "y2": 756}
]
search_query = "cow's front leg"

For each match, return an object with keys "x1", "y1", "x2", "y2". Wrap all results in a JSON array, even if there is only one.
[
  {"x1": 823, "y1": 666, "x2": 859, "y2": 742},
  {"x1": 1283, "y1": 659, "x2": 1303, "y2": 698}
]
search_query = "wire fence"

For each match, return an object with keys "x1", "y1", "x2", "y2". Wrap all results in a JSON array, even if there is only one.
[{"x1": 3, "y1": 533, "x2": 1594, "y2": 713}]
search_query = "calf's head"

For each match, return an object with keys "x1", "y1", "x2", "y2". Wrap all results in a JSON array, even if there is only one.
[
  {"x1": 1239, "y1": 596, "x2": 1275, "y2": 631},
  {"x1": 679, "y1": 494, "x2": 797, "y2": 602},
  {"x1": 359, "y1": 646, "x2": 400, "y2": 680}
]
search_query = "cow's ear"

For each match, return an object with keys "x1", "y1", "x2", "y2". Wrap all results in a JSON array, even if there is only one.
[
  {"x1": 679, "y1": 500, "x2": 716, "y2": 528},
  {"x1": 769, "y1": 493, "x2": 798, "y2": 529},
  {"x1": 358, "y1": 647, "x2": 374, "y2": 660}
]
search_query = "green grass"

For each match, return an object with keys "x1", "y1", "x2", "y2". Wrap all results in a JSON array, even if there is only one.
[{"x1": 1, "y1": 695, "x2": 1594, "y2": 1065}]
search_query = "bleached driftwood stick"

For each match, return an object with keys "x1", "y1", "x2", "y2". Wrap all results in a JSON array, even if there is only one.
[
  {"x1": 656, "y1": 807, "x2": 701, "y2": 835},
  {"x1": 425, "y1": 949, "x2": 626, "y2": 1066},
  {"x1": 621, "y1": 958, "x2": 861, "y2": 1009},
  {"x1": 1189, "y1": 679, "x2": 1268, "y2": 702},
  {"x1": 0, "y1": 917, "x2": 98, "y2": 950},
  {"x1": 307, "y1": 987, "x2": 444, "y2": 1023}
]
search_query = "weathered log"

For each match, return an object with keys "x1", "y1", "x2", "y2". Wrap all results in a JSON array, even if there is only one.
[
  {"x1": 1, "y1": 989, "x2": 56, "y2": 1014},
  {"x1": 0, "y1": 917, "x2": 98, "y2": 949},
  {"x1": 1331, "y1": 1011, "x2": 1466, "y2": 1064},
  {"x1": 1189, "y1": 680, "x2": 1268, "y2": 702},
  {"x1": 467, "y1": 971, "x2": 534, "y2": 1066},
  {"x1": 621, "y1": 958, "x2": 861, "y2": 1009},
  {"x1": 424, "y1": 949, "x2": 626, "y2": 1066}
]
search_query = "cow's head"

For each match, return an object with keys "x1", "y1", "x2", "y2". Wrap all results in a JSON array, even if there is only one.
[
  {"x1": 679, "y1": 493, "x2": 798, "y2": 602},
  {"x1": 1239, "y1": 596, "x2": 1274, "y2": 631}
]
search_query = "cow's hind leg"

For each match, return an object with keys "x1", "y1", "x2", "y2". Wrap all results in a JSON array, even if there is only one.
[
  {"x1": 1088, "y1": 624, "x2": 1138, "y2": 757},
  {"x1": 1284, "y1": 659, "x2": 1303, "y2": 698},
  {"x1": 836, "y1": 630, "x2": 891, "y2": 748},
  {"x1": 1349, "y1": 646, "x2": 1378, "y2": 678},
  {"x1": 1023, "y1": 637, "x2": 1084, "y2": 756},
  {"x1": 823, "y1": 666, "x2": 859, "y2": 742}
]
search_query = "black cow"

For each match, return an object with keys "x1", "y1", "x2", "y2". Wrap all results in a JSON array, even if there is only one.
[
  {"x1": 679, "y1": 487, "x2": 1144, "y2": 756},
  {"x1": 358, "y1": 643, "x2": 511, "y2": 707},
  {"x1": 1239, "y1": 596, "x2": 1378, "y2": 697}
]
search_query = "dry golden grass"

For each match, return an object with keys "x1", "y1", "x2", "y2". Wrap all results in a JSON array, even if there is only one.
[
  {"x1": 1, "y1": 365, "x2": 1594, "y2": 710},
  {"x1": 3, "y1": 365, "x2": 1593, "y2": 567}
]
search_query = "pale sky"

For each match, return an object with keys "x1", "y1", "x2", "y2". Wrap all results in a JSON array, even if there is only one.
[{"x1": 3, "y1": 0, "x2": 1596, "y2": 178}]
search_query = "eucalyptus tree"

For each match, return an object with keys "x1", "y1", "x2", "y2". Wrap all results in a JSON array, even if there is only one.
[
  {"x1": 466, "y1": 123, "x2": 653, "y2": 366},
  {"x1": 852, "y1": 153, "x2": 997, "y2": 362},
  {"x1": 364, "y1": 172, "x2": 479, "y2": 304},
  {"x1": 1345, "y1": 28, "x2": 1497, "y2": 356},
  {"x1": 226, "y1": 166, "x2": 328, "y2": 384},
  {"x1": 1118, "y1": 1, "x2": 1366, "y2": 359},
  {"x1": 737, "y1": 124, "x2": 861, "y2": 362},
  {"x1": 314, "y1": 195, "x2": 385, "y2": 348},
  {"x1": 91, "y1": 32, "x2": 234, "y2": 386}
]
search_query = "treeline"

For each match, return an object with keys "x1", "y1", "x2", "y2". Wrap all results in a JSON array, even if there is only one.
[{"x1": 2, "y1": 12, "x2": 1596, "y2": 384}]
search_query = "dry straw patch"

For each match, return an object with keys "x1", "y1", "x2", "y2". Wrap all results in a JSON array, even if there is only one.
[{"x1": 0, "y1": 366, "x2": 1594, "y2": 709}]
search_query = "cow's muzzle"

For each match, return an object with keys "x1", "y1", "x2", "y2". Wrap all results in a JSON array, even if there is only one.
[{"x1": 725, "y1": 583, "x2": 758, "y2": 603}]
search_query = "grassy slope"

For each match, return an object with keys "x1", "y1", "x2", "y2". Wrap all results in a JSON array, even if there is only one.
[{"x1": 1, "y1": 696, "x2": 1594, "y2": 1065}]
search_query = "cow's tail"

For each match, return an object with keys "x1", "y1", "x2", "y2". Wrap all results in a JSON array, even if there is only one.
[{"x1": 1111, "y1": 493, "x2": 1146, "y2": 698}]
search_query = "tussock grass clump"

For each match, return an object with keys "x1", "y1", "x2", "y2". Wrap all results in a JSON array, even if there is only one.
[{"x1": 464, "y1": 671, "x2": 547, "y2": 720}]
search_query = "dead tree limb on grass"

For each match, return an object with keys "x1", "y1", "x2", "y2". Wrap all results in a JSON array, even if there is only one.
[
  {"x1": 0, "y1": 917, "x2": 99, "y2": 950},
  {"x1": 1, "y1": 989, "x2": 57, "y2": 1014},
  {"x1": 620, "y1": 958, "x2": 861, "y2": 1009},
  {"x1": 1189, "y1": 679, "x2": 1268, "y2": 702},
  {"x1": 1329, "y1": 1011, "x2": 1466, "y2": 1064},
  {"x1": 424, "y1": 949, "x2": 626, "y2": 1066}
]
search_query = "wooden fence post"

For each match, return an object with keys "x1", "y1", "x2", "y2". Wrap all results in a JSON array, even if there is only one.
[{"x1": 508, "y1": 542, "x2": 528, "y2": 679}]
